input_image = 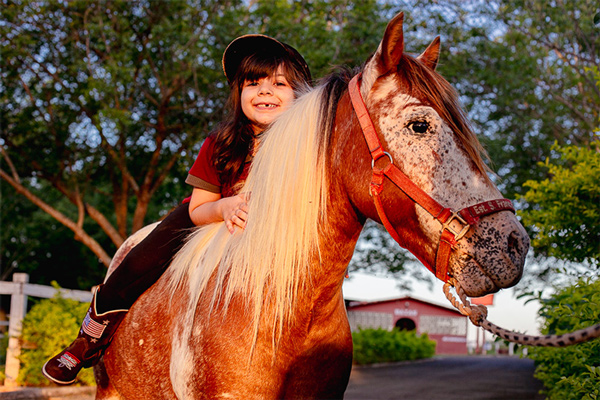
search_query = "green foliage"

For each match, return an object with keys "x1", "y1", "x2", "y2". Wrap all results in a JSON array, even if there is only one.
[
  {"x1": 0, "y1": 334, "x2": 8, "y2": 377},
  {"x1": 0, "y1": 180, "x2": 107, "y2": 287},
  {"x1": 528, "y1": 278, "x2": 600, "y2": 400},
  {"x1": 0, "y1": 0, "x2": 408, "y2": 286},
  {"x1": 351, "y1": 327, "x2": 436, "y2": 365},
  {"x1": 348, "y1": 221, "x2": 433, "y2": 290},
  {"x1": 243, "y1": 0, "x2": 392, "y2": 78},
  {"x1": 1, "y1": 0, "x2": 241, "y2": 274},
  {"x1": 518, "y1": 142, "x2": 600, "y2": 267},
  {"x1": 431, "y1": 0, "x2": 599, "y2": 197},
  {"x1": 3, "y1": 0, "x2": 598, "y2": 286},
  {"x1": 18, "y1": 290, "x2": 93, "y2": 386}
]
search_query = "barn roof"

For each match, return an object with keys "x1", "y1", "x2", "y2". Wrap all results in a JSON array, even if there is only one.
[{"x1": 345, "y1": 295, "x2": 463, "y2": 315}]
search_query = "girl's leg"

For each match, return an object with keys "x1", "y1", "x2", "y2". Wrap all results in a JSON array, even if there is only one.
[
  {"x1": 43, "y1": 202, "x2": 194, "y2": 385},
  {"x1": 97, "y1": 202, "x2": 195, "y2": 312},
  {"x1": 42, "y1": 286, "x2": 125, "y2": 385}
]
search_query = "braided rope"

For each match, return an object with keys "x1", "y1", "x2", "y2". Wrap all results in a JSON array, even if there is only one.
[{"x1": 443, "y1": 279, "x2": 600, "y2": 347}]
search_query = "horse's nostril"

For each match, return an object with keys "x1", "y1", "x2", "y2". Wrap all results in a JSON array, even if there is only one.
[
  {"x1": 507, "y1": 230, "x2": 526, "y2": 269},
  {"x1": 507, "y1": 231, "x2": 519, "y2": 252}
]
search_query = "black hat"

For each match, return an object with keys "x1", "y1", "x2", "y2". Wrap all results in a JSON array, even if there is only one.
[{"x1": 222, "y1": 34, "x2": 311, "y2": 84}]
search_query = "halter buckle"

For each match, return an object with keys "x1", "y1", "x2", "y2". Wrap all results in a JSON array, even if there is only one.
[{"x1": 442, "y1": 211, "x2": 470, "y2": 241}]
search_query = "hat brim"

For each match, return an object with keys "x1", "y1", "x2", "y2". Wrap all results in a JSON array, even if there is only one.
[{"x1": 222, "y1": 34, "x2": 310, "y2": 84}]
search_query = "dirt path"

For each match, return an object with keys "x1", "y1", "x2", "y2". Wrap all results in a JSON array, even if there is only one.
[{"x1": 345, "y1": 355, "x2": 545, "y2": 400}]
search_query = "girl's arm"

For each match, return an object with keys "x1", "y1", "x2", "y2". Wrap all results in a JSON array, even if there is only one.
[{"x1": 188, "y1": 187, "x2": 248, "y2": 234}]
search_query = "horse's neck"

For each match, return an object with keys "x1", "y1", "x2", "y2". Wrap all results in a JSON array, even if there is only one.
[
  {"x1": 320, "y1": 206, "x2": 363, "y2": 272},
  {"x1": 310, "y1": 95, "x2": 368, "y2": 294}
]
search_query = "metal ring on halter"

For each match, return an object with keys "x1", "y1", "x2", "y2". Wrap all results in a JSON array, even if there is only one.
[{"x1": 372, "y1": 151, "x2": 393, "y2": 168}]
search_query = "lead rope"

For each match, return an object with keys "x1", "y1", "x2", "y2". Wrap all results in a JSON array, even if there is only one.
[{"x1": 443, "y1": 278, "x2": 600, "y2": 347}]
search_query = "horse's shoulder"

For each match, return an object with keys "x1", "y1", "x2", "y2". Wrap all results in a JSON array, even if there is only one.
[{"x1": 105, "y1": 222, "x2": 160, "y2": 281}]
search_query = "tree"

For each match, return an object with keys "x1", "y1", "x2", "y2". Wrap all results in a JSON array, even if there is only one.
[
  {"x1": 411, "y1": 0, "x2": 599, "y2": 197},
  {"x1": 6, "y1": 0, "x2": 595, "y2": 288},
  {"x1": 0, "y1": 178, "x2": 108, "y2": 288},
  {"x1": 349, "y1": 221, "x2": 434, "y2": 290},
  {"x1": 519, "y1": 143, "x2": 600, "y2": 267},
  {"x1": 527, "y1": 278, "x2": 600, "y2": 399},
  {"x1": 241, "y1": 0, "x2": 393, "y2": 77},
  {"x1": 1, "y1": 0, "x2": 401, "y2": 286},
  {"x1": 516, "y1": 65, "x2": 600, "y2": 278},
  {"x1": 1, "y1": 0, "x2": 246, "y2": 275}
]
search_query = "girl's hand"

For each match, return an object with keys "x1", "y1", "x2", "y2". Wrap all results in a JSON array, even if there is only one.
[
  {"x1": 222, "y1": 193, "x2": 249, "y2": 234},
  {"x1": 188, "y1": 188, "x2": 250, "y2": 233}
]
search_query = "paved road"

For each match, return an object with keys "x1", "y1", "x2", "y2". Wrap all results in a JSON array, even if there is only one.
[
  {"x1": 2, "y1": 356, "x2": 542, "y2": 399},
  {"x1": 345, "y1": 355, "x2": 545, "y2": 400}
]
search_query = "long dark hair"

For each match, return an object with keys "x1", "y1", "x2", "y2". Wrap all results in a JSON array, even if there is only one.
[{"x1": 212, "y1": 51, "x2": 310, "y2": 191}]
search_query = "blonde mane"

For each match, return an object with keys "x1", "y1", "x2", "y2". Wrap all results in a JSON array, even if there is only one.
[{"x1": 167, "y1": 83, "x2": 331, "y2": 343}]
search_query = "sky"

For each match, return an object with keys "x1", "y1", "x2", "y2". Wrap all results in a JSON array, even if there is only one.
[{"x1": 342, "y1": 272, "x2": 542, "y2": 346}]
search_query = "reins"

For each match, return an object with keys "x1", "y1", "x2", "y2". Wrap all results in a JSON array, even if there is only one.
[{"x1": 348, "y1": 73, "x2": 600, "y2": 347}]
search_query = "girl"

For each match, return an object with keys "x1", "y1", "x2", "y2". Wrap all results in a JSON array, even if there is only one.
[{"x1": 42, "y1": 34, "x2": 312, "y2": 385}]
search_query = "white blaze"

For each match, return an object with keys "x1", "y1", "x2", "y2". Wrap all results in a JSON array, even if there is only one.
[{"x1": 170, "y1": 311, "x2": 197, "y2": 399}]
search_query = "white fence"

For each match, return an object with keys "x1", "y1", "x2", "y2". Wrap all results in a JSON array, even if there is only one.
[{"x1": 0, "y1": 273, "x2": 92, "y2": 387}]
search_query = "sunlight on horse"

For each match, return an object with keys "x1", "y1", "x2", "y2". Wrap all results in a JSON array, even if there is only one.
[{"x1": 96, "y1": 12, "x2": 529, "y2": 400}]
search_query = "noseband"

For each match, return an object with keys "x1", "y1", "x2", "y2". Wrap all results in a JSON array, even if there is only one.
[{"x1": 348, "y1": 74, "x2": 515, "y2": 282}]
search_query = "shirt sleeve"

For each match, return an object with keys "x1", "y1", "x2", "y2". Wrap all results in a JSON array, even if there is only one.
[{"x1": 186, "y1": 135, "x2": 221, "y2": 194}]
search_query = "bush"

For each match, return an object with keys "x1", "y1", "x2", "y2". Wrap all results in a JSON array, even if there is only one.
[
  {"x1": 0, "y1": 334, "x2": 7, "y2": 383},
  {"x1": 352, "y1": 327, "x2": 436, "y2": 365},
  {"x1": 519, "y1": 142, "x2": 600, "y2": 266},
  {"x1": 527, "y1": 278, "x2": 600, "y2": 400},
  {"x1": 0, "y1": 333, "x2": 8, "y2": 365},
  {"x1": 18, "y1": 290, "x2": 94, "y2": 386}
]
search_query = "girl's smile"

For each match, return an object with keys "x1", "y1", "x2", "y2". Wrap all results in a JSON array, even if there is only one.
[{"x1": 241, "y1": 65, "x2": 295, "y2": 133}]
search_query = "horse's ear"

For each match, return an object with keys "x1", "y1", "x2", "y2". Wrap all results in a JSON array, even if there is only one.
[
  {"x1": 361, "y1": 12, "x2": 405, "y2": 98},
  {"x1": 380, "y1": 12, "x2": 405, "y2": 72},
  {"x1": 417, "y1": 36, "x2": 441, "y2": 70}
]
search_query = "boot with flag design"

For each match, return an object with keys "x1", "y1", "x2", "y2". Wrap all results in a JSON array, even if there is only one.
[{"x1": 42, "y1": 285, "x2": 127, "y2": 385}]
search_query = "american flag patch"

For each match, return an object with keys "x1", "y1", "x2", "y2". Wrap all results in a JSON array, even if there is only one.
[
  {"x1": 82, "y1": 310, "x2": 107, "y2": 339},
  {"x1": 58, "y1": 352, "x2": 80, "y2": 370}
]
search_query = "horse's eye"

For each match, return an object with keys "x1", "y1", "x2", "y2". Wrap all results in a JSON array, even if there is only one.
[{"x1": 410, "y1": 121, "x2": 429, "y2": 134}]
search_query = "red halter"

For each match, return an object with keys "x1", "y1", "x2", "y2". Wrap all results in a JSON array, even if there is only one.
[{"x1": 348, "y1": 74, "x2": 515, "y2": 282}]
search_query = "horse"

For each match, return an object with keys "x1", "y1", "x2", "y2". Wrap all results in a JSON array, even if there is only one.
[{"x1": 94, "y1": 12, "x2": 529, "y2": 399}]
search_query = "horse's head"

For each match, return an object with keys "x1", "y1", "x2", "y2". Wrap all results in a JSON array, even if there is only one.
[{"x1": 344, "y1": 13, "x2": 529, "y2": 297}]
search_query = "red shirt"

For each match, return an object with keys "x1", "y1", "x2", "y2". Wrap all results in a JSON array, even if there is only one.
[{"x1": 183, "y1": 135, "x2": 250, "y2": 202}]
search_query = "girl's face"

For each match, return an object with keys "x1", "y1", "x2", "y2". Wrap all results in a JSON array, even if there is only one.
[{"x1": 240, "y1": 65, "x2": 295, "y2": 134}]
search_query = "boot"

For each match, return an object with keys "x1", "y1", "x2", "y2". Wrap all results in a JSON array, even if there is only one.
[{"x1": 42, "y1": 285, "x2": 128, "y2": 385}]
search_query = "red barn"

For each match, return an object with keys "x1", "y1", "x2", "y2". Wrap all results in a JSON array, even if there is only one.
[{"x1": 345, "y1": 296, "x2": 468, "y2": 354}]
